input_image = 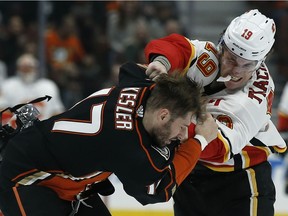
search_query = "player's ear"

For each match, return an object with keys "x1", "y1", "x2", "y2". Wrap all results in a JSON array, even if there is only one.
[{"x1": 158, "y1": 108, "x2": 170, "y2": 123}]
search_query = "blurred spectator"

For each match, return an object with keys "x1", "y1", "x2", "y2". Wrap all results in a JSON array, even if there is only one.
[
  {"x1": 273, "y1": 2, "x2": 288, "y2": 79},
  {"x1": 69, "y1": 1, "x2": 108, "y2": 54},
  {"x1": 77, "y1": 2, "x2": 113, "y2": 92},
  {"x1": 107, "y1": 1, "x2": 184, "y2": 66},
  {"x1": 78, "y1": 54, "x2": 106, "y2": 97},
  {"x1": 123, "y1": 18, "x2": 151, "y2": 63},
  {"x1": 45, "y1": 14, "x2": 87, "y2": 108},
  {"x1": 0, "y1": 60, "x2": 7, "y2": 84},
  {"x1": 0, "y1": 53, "x2": 64, "y2": 125},
  {"x1": 139, "y1": 2, "x2": 166, "y2": 39},
  {"x1": 23, "y1": 41, "x2": 38, "y2": 56},
  {"x1": 45, "y1": 14, "x2": 86, "y2": 71},
  {"x1": 0, "y1": 2, "x2": 39, "y2": 78},
  {"x1": 1, "y1": 15, "x2": 28, "y2": 76},
  {"x1": 277, "y1": 81, "x2": 288, "y2": 194},
  {"x1": 0, "y1": 1, "x2": 38, "y2": 25},
  {"x1": 142, "y1": 1, "x2": 180, "y2": 38},
  {"x1": 278, "y1": 82, "x2": 288, "y2": 132},
  {"x1": 164, "y1": 18, "x2": 186, "y2": 36},
  {"x1": 89, "y1": 29, "x2": 111, "y2": 83},
  {"x1": 48, "y1": 2, "x2": 112, "y2": 101},
  {"x1": 107, "y1": 1, "x2": 142, "y2": 57},
  {"x1": 101, "y1": 54, "x2": 126, "y2": 89},
  {"x1": 0, "y1": 1, "x2": 190, "y2": 110}
]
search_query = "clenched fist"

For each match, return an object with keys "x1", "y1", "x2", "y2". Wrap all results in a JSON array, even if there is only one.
[{"x1": 146, "y1": 61, "x2": 168, "y2": 81}]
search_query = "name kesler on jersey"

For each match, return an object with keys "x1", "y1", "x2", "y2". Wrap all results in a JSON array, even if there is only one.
[{"x1": 115, "y1": 87, "x2": 141, "y2": 130}]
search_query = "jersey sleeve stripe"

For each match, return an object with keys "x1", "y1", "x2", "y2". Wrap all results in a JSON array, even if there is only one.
[
  {"x1": 217, "y1": 130, "x2": 232, "y2": 162},
  {"x1": 12, "y1": 187, "x2": 27, "y2": 216},
  {"x1": 183, "y1": 37, "x2": 196, "y2": 74}
]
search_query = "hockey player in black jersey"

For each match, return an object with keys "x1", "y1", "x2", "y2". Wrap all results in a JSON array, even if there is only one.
[{"x1": 0, "y1": 62, "x2": 218, "y2": 216}]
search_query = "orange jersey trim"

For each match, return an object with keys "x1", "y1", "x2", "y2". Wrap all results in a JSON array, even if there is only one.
[
  {"x1": 38, "y1": 171, "x2": 112, "y2": 201},
  {"x1": 12, "y1": 187, "x2": 27, "y2": 216},
  {"x1": 13, "y1": 169, "x2": 112, "y2": 201},
  {"x1": 12, "y1": 169, "x2": 38, "y2": 182},
  {"x1": 135, "y1": 87, "x2": 168, "y2": 173}
]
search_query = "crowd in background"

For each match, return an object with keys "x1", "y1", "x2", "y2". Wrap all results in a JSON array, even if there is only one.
[
  {"x1": 0, "y1": 1, "x2": 288, "y2": 130},
  {"x1": 0, "y1": 1, "x2": 288, "y2": 124},
  {"x1": 0, "y1": 1, "x2": 187, "y2": 109},
  {"x1": 0, "y1": 1, "x2": 286, "y2": 103},
  {"x1": 0, "y1": 1, "x2": 286, "y2": 108}
]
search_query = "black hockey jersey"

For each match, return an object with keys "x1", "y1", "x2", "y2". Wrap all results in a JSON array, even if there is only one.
[{"x1": 1, "y1": 62, "x2": 193, "y2": 205}]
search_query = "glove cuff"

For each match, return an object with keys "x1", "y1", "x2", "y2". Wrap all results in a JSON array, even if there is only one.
[
  {"x1": 194, "y1": 134, "x2": 208, "y2": 150},
  {"x1": 153, "y1": 55, "x2": 171, "y2": 72}
]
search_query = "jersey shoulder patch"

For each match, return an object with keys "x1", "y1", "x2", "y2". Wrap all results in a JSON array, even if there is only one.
[{"x1": 151, "y1": 145, "x2": 170, "y2": 161}]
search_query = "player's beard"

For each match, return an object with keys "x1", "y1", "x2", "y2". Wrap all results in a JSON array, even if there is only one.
[{"x1": 150, "y1": 119, "x2": 173, "y2": 148}]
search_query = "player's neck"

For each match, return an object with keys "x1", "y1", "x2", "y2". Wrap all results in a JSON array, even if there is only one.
[{"x1": 142, "y1": 110, "x2": 154, "y2": 134}]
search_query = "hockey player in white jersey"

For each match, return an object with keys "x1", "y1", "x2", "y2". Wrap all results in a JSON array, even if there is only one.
[
  {"x1": 0, "y1": 54, "x2": 64, "y2": 125},
  {"x1": 144, "y1": 9, "x2": 286, "y2": 216}
]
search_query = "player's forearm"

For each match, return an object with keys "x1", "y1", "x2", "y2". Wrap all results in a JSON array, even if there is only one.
[
  {"x1": 173, "y1": 138, "x2": 201, "y2": 185},
  {"x1": 200, "y1": 134, "x2": 231, "y2": 163},
  {"x1": 144, "y1": 33, "x2": 195, "y2": 72}
]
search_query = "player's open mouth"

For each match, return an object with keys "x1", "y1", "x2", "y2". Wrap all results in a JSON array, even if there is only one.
[
  {"x1": 217, "y1": 75, "x2": 242, "y2": 83},
  {"x1": 230, "y1": 76, "x2": 242, "y2": 82}
]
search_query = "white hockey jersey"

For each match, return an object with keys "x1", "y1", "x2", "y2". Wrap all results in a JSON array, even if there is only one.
[
  {"x1": 145, "y1": 33, "x2": 287, "y2": 171},
  {"x1": 0, "y1": 76, "x2": 65, "y2": 123}
]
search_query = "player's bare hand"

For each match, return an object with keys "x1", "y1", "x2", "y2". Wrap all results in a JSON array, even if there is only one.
[
  {"x1": 146, "y1": 61, "x2": 168, "y2": 81},
  {"x1": 195, "y1": 113, "x2": 218, "y2": 143}
]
